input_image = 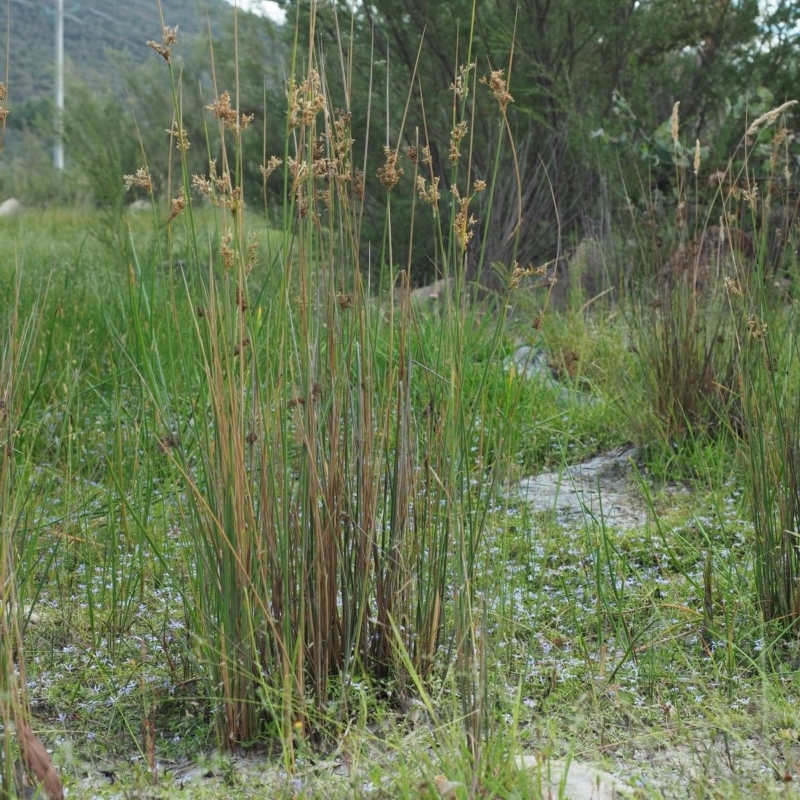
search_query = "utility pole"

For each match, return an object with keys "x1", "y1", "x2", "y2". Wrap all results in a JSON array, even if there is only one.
[{"x1": 54, "y1": 0, "x2": 64, "y2": 170}]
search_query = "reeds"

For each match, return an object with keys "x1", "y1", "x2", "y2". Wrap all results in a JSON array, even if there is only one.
[
  {"x1": 120, "y1": 3, "x2": 521, "y2": 759},
  {"x1": 631, "y1": 95, "x2": 800, "y2": 630},
  {"x1": 733, "y1": 108, "x2": 800, "y2": 627},
  {"x1": 0, "y1": 279, "x2": 65, "y2": 798}
]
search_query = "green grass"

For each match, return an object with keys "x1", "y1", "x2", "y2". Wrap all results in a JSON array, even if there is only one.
[
  {"x1": 2, "y1": 13, "x2": 800, "y2": 799},
  {"x1": 2, "y1": 208, "x2": 800, "y2": 798}
]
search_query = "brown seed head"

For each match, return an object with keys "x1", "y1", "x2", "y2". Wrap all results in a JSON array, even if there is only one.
[
  {"x1": 220, "y1": 233, "x2": 234, "y2": 271},
  {"x1": 166, "y1": 121, "x2": 190, "y2": 153},
  {"x1": 480, "y1": 70, "x2": 514, "y2": 113},
  {"x1": 453, "y1": 194, "x2": 476, "y2": 251},
  {"x1": 147, "y1": 25, "x2": 178, "y2": 62},
  {"x1": 287, "y1": 70, "x2": 325, "y2": 129},
  {"x1": 206, "y1": 91, "x2": 253, "y2": 133},
  {"x1": 449, "y1": 121, "x2": 468, "y2": 164},
  {"x1": 416, "y1": 175, "x2": 440, "y2": 206},
  {"x1": 377, "y1": 146, "x2": 403, "y2": 192},
  {"x1": 260, "y1": 156, "x2": 283, "y2": 181},
  {"x1": 191, "y1": 173, "x2": 214, "y2": 200},
  {"x1": 236, "y1": 284, "x2": 248, "y2": 312},
  {"x1": 0, "y1": 82, "x2": 9, "y2": 125},
  {"x1": 353, "y1": 169, "x2": 365, "y2": 201},
  {"x1": 166, "y1": 187, "x2": 186, "y2": 223},
  {"x1": 124, "y1": 166, "x2": 153, "y2": 193}
]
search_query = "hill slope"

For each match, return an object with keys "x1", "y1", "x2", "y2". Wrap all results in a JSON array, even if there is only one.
[{"x1": 0, "y1": 0, "x2": 259, "y2": 105}]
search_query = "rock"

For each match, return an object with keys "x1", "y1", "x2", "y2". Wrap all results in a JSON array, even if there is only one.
[
  {"x1": 508, "y1": 345, "x2": 550, "y2": 381},
  {"x1": 516, "y1": 446, "x2": 645, "y2": 531},
  {"x1": 505, "y1": 344, "x2": 598, "y2": 406},
  {"x1": 410, "y1": 277, "x2": 453, "y2": 305},
  {"x1": 0, "y1": 197, "x2": 22, "y2": 217},
  {"x1": 127, "y1": 199, "x2": 150, "y2": 213},
  {"x1": 517, "y1": 755, "x2": 635, "y2": 798}
]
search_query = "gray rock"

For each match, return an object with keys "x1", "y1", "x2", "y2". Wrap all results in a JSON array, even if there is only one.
[
  {"x1": 517, "y1": 755, "x2": 635, "y2": 798},
  {"x1": 516, "y1": 446, "x2": 646, "y2": 531},
  {"x1": 0, "y1": 197, "x2": 22, "y2": 217}
]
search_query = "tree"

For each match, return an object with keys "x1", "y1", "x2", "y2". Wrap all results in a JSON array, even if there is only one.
[{"x1": 275, "y1": 0, "x2": 775, "y2": 287}]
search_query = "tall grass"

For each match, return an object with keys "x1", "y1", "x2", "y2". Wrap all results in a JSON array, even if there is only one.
[
  {"x1": 1, "y1": 63, "x2": 64, "y2": 798},
  {"x1": 0, "y1": 277, "x2": 66, "y2": 799},
  {"x1": 117, "y1": 6, "x2": 523, "y2": 759},
  {"x1": 628, "y1": 96, "x2": 800, "y2": 631},
  {"x1": 733, "y1": 106, "x2": 800, "y2": 628},
  {"x1": 627, "y1": 104, "x2": 743, "y2": 469}
]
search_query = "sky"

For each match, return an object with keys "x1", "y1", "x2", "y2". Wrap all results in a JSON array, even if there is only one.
[{"x1": 222, "y1": 0, "x2": 286, "y2": 24}]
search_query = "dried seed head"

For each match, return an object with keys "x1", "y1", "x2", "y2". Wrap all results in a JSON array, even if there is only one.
[
  {"x1": 416, "y1": 175, "x2": 440, "y2": 206},
  {"x1": 741, "y1": 185, "x2": 759, "y2": 210},
  {"x1": 337, "y1": 291, "x2": 353, "y2": 309},
  {"x1": 236, "y1": 284, "x2": 248, "y2": 312},
  {"x1": 147, "y1": 25, "x2": 178, "y2": 62},
  {"x1": 0, "y1": 83, "x2": 9, "y2": 125},
  {"x1": 670, "y1": 101, "x2": 680, "y2": 145},
  {"x1": 206, "y1": 91, "x2": 254, "y2": 133},
  {"x1": 509, "y1": 262, "x2": 526, "y2": 290},
  {"x1": 191, "y1": 173, "x2": 214, "y2": 200},
  {"x1": 480, "y1": 70, "x2": 514, "y2": 113},
  {"x1": 450, "y1": 64, "x2": 475, "y2": 100},
  {"x1": 353, "y1": 169, "x2": 365, "y2": 201},
  {"x1": 220, "y1": 232, "x2": 234, "y2": 271},
  {"x1": 124, "y1": 166, "x2": 153, "y2": 193},
  {"x1": 509, "y1": 262, "x2": 538, "y2": 290},
  {"x1": 157, "y1": 434, "x2": 179, "y2": 453},
  {"x1": 287, "y1": 70, "x2": 325, "y2": 129},
  {"x1": 453, "y1": 194, "x2": 476, "y2": 251},
  {"x1": 693, "y1": 139, "x2": 701, "y2": 176},
  {"x1": 208, "y1": 91, "x2": 237, "y2": 127},
  {"x1": 746, "y1": 314, "x2": 767, "y2": 339},
  {"x1": 746, "y1": 100, "x2": 798, "y2": 136},
  {"x1": 166, "y1": 121, "x2": 190, "y2": 153},
  {"x1": 449, "y1": 121, "x2": 468, "y2": 164},
  {"x1": 260, "y1": 156, "x2": 283, "y2": 181},
  {"x1": 229, "y1": 186, "x2": 244, "y2": 217},
  {"x1": 377, "y1": 146, "x2": 403, "y2": 192},
  {"x1": 166, "y1": 187, "x2": 186, "y2": 223},
  {"x1": 245, "y1": 234, "x2": 259, "y2": 275}
]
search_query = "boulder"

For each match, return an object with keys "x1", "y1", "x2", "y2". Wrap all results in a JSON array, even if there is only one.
[{"x1": 0, "y1": 198, "x2": 21, "y2": 217}]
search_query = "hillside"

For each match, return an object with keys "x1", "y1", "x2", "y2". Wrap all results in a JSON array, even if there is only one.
[{"x1": 0, "y1": 0, "x2": 267, "y2": 107}]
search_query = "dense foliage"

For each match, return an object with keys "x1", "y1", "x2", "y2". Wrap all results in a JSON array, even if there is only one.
[{"x1": 4, "y1": 1, "x2": 800, "y2": 284}]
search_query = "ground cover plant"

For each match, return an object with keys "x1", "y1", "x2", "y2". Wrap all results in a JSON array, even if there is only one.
[{"x1": 2, "y1": 3, "x2": 800, "y2": 799}]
